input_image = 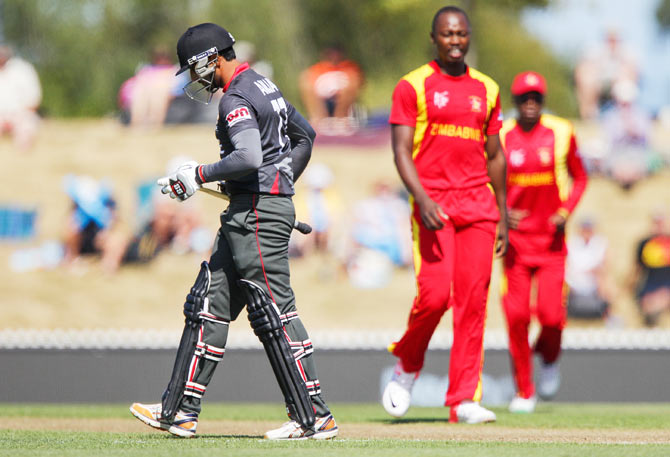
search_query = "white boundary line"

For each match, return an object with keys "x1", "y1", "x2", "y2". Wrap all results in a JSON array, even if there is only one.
[{"x1": 0, "y1": 328, "x2": 669, "y2": 350}]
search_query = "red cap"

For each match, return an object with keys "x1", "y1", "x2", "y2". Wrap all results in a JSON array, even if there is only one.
[{"x1": 511, "y1": 71, "x2": 546, "y2": 96}]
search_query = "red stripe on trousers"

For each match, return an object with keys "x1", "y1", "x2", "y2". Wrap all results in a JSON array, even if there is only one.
[
  {"x1": 253, "y1": 195, "x2": 309, "y2": 383},
  {"x1": 253, "y1": 195, "x2": 277, "y2": 303}
]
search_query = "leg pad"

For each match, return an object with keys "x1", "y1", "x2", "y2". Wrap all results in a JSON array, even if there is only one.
[
  {"x1": 161, "y1": 261, "x2": 213, "y2": 425},
  {"x1": 239, "y1": 279, "x2": 316, "y2": 430}
]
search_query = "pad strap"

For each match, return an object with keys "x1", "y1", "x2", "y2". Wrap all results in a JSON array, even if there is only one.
[
  {"x1": 280, "y1": 311, "x2": 299, "y2": 325},
  {"x1": 288, "y1": 337, "x2": 314, "y2": 362},
  {"x1": 184, "y1": 381, "x2": 207, "y2": 399},
  {"x1": 305, "y1": 379, "x2": 321, "y2": 396}
]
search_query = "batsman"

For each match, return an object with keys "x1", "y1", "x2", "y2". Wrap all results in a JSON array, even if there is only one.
[{"x1": 130, "y1": 23, "x2": 338, "y2": 440}]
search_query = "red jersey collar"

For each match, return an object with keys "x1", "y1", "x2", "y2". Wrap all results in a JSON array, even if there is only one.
[
  {"x1": 223, "y1": 62, "x2": 250, "y2": 92},
  {"x1": 430, "y1": 60, "x2": 469, "y2": 79}
]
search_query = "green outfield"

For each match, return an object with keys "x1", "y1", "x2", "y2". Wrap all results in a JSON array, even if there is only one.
[{"x1": 1, "y1": 403, "x2": 669, "y2": 456}]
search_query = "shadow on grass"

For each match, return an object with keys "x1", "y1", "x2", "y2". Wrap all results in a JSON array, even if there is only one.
[
  {"x1": 375, "y1": 417, "x2": 447, "y2": 425},
  {"x1": 160, "y1": 434, "x2": 265, "y2": 440}
]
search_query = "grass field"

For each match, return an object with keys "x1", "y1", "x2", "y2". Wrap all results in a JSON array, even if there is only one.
[{"x1": 1, "y1": 402, "x2": 669, "y2": 456}]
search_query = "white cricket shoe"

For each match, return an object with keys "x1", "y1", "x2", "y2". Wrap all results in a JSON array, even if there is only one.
[
  {"x1": 451, "y1": 401, "x2": 496, "y2": 424},
  {"x1": 508, "y1": 395, "x2": 537, "y2": 413},
  {"x1": 538, "y1": 362, "x2": 561, "y2": 400},
  {"x1": 129, "y1": 402, "x2": 198, "y2": 438},
  {"x1": 265, "y1": 414, "x2": 338, "y2": 440},
  {"x1": 382, "y1": 361, "x2": 418, "y2": 418}
]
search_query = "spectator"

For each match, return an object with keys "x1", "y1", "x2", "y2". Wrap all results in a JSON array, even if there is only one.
[
  {"x1": 299, "y1": 45, "x2": 363, "y2": 135},
  {"x1": 601, "y1": 79, "x2": 661, "y2": 190},
  {"x1": 631, "y1": 211, "x2": 670, "y2": 327},
  {"x1": 300, "y1": 163, "x2": 337, "y2": 254},
  {"x1": 118, "y1": 46, "x2": 182, "y2": 128},
  {"x1": 574, "y1": 28, "x2": 638, "y2": 120},
  {"x1": 344, "y1": 181, "x2": 412, "y2": 289},
  {"x1": 349, "y1": 181, "x2": 412, "y2": 267},
  {"x1": 62, "y1": 175, "x2": 125, "y2": 272},
  {"x1": 62, "y1": 174, "x2": 207, "y2": 274},
  {"x1": 0, "y1": 44, "x2": 42, "y2": 151},
  {"x1": 565, "y1": 217, "x2": 612, "y2": 320},
  {"x1": 116, "y1": 196, "x2": 207, "y2": 271}
]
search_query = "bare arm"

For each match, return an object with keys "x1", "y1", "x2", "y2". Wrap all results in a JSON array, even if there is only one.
[
  {"x1": 392, "y1": 124, "x2": 448, "y2": 230},
  {"x1": 486, "y1": 134, "x2": 508, "y2": 257}
]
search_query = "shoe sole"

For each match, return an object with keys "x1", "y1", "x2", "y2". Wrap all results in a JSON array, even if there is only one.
[
  {"x1": 168, "y1": 425, "x2": 196, "y2": 438},
  {"x1": 312, "y1": 428, "x2": 339, "y2": 440},
  {"x1": 462, "y1": 417, "x2": 496, "y2": 424},
  {"x1": 264, "y1": 434, "x2": 309, "y2": 441},
  {"x1": 264, "y1": 427, "x2": 339, "y2": 440}
]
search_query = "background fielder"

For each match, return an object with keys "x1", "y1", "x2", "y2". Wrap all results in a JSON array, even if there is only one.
[{"x1": 500, "y1": 71, "x2": 588, "y2": 413}]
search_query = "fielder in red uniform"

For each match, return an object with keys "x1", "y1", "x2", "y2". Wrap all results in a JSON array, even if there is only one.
[
  {"x1": 381, "y1": 6, "x2": 508, "y2": 424},
  {"x1": 500, "y1": 71, "x2": 588, "y2": 413}
]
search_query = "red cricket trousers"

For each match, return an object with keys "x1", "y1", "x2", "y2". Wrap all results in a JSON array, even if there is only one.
[
  {"x1": 391, "y1": 185, "x2": 498, "y2": 407},
  {"x1": 502, "y1": 240, "x2": 567, "y2": 398}
]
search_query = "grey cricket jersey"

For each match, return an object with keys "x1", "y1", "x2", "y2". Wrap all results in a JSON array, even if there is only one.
[{"x1": 199, "y1": 63, "x2": 314, "y2": 196}]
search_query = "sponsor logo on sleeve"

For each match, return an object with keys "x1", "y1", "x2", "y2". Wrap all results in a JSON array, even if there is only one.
[{"x1": 226, "y1": 106, "x2": 252, "y2": 127}]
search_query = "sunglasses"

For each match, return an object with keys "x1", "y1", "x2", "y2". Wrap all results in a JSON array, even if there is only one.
[{"x1": 515, "y1": 92, "x2": 544, "y2": 104}]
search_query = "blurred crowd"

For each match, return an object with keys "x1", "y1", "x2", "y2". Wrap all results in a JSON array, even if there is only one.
[
  {"x1": 1, "y1": 28, "x2": 670, "y2": 328},
  {"x1": 0, "y1": 45, "x2": 41, "y2": 151},
  {"x1": 574, "y1": 29, "x2": 668, "y2": 190},
  {"x1": 8, "y1": 165, "x2": 213, "y2": 276}
]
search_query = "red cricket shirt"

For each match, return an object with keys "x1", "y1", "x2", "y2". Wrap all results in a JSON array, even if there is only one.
[
  {"x1": 389, "y1": 61, "x2": 503, "y2": 191},
  {"x1": 500, "y1": 114, "x2": 588, "y2": 256}
]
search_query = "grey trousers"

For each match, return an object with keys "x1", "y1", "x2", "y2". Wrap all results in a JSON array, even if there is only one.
[{"x1": 180, "y1": 194, "x2": 330, "y2": 417}]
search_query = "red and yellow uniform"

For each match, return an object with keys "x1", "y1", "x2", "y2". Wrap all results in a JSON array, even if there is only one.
[
  {"x1": 500, "y1": 113, "x2": 587, "y2": 398},
  {"x1": 389, "y1": 61, "x2": 503, "y2": 409}
]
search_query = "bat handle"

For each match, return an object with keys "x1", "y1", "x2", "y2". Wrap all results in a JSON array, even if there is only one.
[{"x1": 293, "y1": 220, "x2": 312, "y2": 235}]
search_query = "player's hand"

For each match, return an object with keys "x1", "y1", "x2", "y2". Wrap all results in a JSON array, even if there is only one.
[
  {"x1": 495, "y1": 218, "x2": 509, "y2": 258},
  {"x1": 507, "y1": 208, "x2": 529, "y2": 230},
  {"x1": 157, "y1": 161, "x2": 201, "y2": 202},
  {"x1": 548, "y1": 212, "x2": 567, "y2": 230},
  {"x1": 417, "y1": 196, "x2": 449, "y2": 230}
]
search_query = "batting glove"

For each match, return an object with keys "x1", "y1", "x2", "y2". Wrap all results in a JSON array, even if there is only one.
[{"x1": 157, "y1": 161, "x2": 202, "y2": 202}]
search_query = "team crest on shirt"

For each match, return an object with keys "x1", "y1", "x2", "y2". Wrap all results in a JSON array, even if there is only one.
[
  {"x1": 509, "y1": 149, "x2": 525, "y2": 167},
  {"x1": 225, "y1": 106, "x2": 252, "y2": 127},
  {"x1": 537, "y1": 147, "x2": 552, "y2": 165},
  {"x1": 469, "y1": 96, "x2": 483, "y2": 112},
  {"x1": 433, "y1": 90, "x2": 449, "y2": 108}
]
